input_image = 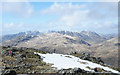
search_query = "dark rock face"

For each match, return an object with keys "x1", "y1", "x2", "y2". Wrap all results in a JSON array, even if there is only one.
[{"x1": 2, "y1": 70, "x2": 17, "y2": 75}]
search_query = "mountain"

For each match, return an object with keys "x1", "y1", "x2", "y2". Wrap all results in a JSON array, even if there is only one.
[
  {"x1": 54, "y1": 30, "x2": 114, "y2": 44},
  {"x1": 1, "y1": 31, "x2": 40, "y2": 43},
  {"x1": 0, "y1": 30, "x2": 118, "y2": 67},
  {"x1": 0, "y1": 31, "x2": 41, "y2": 46},
  {"x1": 90, "y1": 37, "x2": 118, "y2": 67},
  {"x1": 16, "y1": 33, "x2": 91, "y2": 54},
  {"x1": 1, "y1": 30, "x2": 115, "y2": 45}
]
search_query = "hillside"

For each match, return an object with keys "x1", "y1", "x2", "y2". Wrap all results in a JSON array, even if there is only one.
[
  {"x1": 0, "y1": 31, "x2": 118, "y2": 67},
  {"x1": 16, "y1": 33, "x2": 91, "y2": 54},
  {"x1": 90, "y1": 37, "x2": 118, "y2": 67},
  {"x1": 1, "y1": 46, "x2": 120, "y2": 75},
  {"x1": 55, "y1": 31, "x2": 114, "y2": 44}
]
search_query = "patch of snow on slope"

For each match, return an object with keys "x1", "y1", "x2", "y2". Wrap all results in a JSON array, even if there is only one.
[{"x1": 34, "y1": 52, "x2": 119, "y2": 74}]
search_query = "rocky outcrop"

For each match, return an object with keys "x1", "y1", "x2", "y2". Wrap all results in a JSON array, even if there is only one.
[{"x1": 1, "y1": 46, "x2": 53, "y2": 74}]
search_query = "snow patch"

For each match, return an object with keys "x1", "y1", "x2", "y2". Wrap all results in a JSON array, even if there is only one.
[{"x1": 34, "y1": 52, "x2": 119, "y2": 74}]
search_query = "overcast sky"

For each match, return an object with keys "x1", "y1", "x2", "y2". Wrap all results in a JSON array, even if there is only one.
[{"x1": 1, "y1": 1, "x2": 118, "y2": 35}]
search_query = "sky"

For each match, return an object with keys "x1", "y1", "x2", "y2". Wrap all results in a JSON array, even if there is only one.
[{"x1": 1, "y1": 1, "x2": 118, "y2": 35}]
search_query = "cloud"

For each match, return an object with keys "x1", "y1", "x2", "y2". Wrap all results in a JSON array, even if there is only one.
[
  {"x1": 2, "y1": 22, "x2": 31, "y2": 35},
  {"x1": 42, "y1": 3, "x2": 89, "y2": 26},
  {"x1": 60, "y1": 10, "x2": 89, "y2": 26},
  {"x1": 3, "y1": 22, "x2": 24, "y2": 29},
  {"x1": 42, "y1": 2, "x2": 118, "y2": 33},
  {"x1": 42, "y1": 3, "x2": 86, "y2": 15},
  {"x1": 1, "y1": 2, "x2": 118, "y2": 35},
  {"x1": 3, "y1": 22, "x2": 14, "y2": 28},
  {"x1": 2, "y1": 2, "x2": 34, "y2": 18}
]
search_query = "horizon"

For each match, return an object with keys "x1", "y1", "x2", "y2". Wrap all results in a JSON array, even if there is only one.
[{"x1": 1, "y1": 2, "x2": 118, "y2": 35}]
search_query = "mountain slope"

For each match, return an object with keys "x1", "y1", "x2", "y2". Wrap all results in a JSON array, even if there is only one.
[
  {"x1": 55, "y1": 31, "x2": 113, "y2": 44},
  {"x1": 0, "y1": 31, "x2": 41, "y2": 46},
  {"x1": 90, "y1": 37, "x2": 118, "y2": 67},
  {"x1": 16, "y1": 33, "x2": 91, "y2": 54},
  {"x1": 1, "y1": 31, "x2": 40, "y2": 43}
]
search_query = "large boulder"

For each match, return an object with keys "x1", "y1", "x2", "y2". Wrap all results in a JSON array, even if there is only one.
[{"x1": 2, "y1": 70, "x2": 17, "y2": 75}]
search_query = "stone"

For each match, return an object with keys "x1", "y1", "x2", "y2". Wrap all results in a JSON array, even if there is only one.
[
  {"x1": 3, "y1": 70, "x2": 17, "y2": 75},
  {"x1": 20, "y1": 54, "x2": 26, "y2": 58},
  {"x1": 73, "y1": 67, "x2": 82, "y2": 73}
]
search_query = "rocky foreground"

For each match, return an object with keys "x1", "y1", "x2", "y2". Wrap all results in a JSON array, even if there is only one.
[{"x1": 1, "y1": 46, "x2": 120, "y2": 75}]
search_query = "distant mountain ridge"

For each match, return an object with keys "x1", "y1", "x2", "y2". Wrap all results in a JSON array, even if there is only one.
[
  {"x1": 1, "y1": 30, "x2": 117, "y2": 46},
  {"x1": 1, "y1": 31, "x2": 41, "y2": 43},
  {"x1": 49, "y1": 30, "x2": 116, "y2": 44}
]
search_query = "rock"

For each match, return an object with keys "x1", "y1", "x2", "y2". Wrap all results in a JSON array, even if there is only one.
[
  {"x1": 32, "y1": 71, "x2": 34, "y2": 74},
  {"x1": 58, "y1": 68, "x2": 84, "y2": 74},
  {"x1": 20, "y1": 47, "x2": 28, "y2": 51},
  {"x1": 34, "y1": 54, "x2": 42, "y2": 59},
  {"x1": 58, "y1": 69, "x2": 66, "y2": 74},
  {"x1": 69, "y1": 69, "x2": 74, "y2": 73},
  {"x1": 73, "y1": 67, "x2": 82, "y2": 73},
  {"x1": 3, "y1": 70, "x2": 17, "y2": 75},
  {"x1": 20, "y1": 54, "x2": 26, "y2": 58},
  {"x1": 2, "y1": 66, "x2": 7, "y2": 69},
  {"x1": 16, "y1": 57, "x2": 23, "y2": 63},
  {"x1": 2, "y1": 51, "x2": 9, "y2": 56}
]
